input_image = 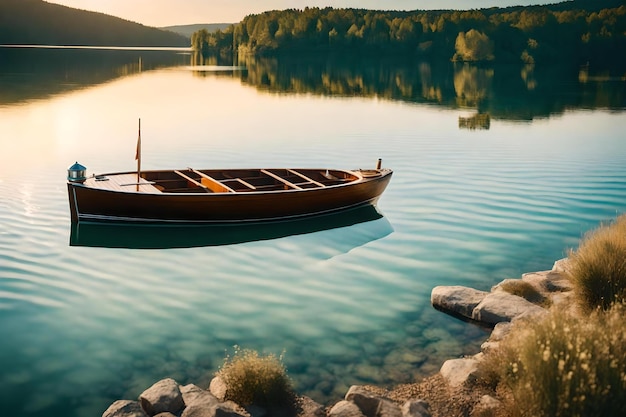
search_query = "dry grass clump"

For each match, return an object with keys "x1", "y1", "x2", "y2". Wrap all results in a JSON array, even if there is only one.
[
  {"x1": 565, "y1": 215, "x2": 626, "y2": 311},
  {"x1": 482, "y1": 305, "x2": 626, "y2": 417},
  {"x1": 497, "y1": 279, "x2": 549, "y2": 306},
  {"x1": 216, "y1": 347, "x2": 299, "y2": 411}
]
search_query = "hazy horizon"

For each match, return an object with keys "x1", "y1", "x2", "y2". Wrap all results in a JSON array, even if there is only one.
[{"x1": 47, "y1": 0, "x2": 552, "y2": 27}]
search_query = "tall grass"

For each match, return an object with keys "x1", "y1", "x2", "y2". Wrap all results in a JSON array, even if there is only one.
[
  {"x1": 484, "y1": 305, "x2": 626, "y2": 417},
  {"x1": 216, "y1": 347, "x2": 299, "y2": 410},
  {"x1": 566, "y1": 214, "x2": 626, "y2": 311}
]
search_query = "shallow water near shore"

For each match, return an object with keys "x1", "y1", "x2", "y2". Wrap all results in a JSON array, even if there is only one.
[{"x1": 1, "y1": 47, "x2": 626, "y2": 416}]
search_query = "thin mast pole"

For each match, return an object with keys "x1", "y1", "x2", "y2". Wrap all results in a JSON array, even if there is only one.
[{"x1": 136, "y1": 118, "x2": 141, "y2": 191}]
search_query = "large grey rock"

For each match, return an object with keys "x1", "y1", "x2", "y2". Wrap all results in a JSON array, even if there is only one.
[
  {"x1": 329, "y1": 401, "x2": 367, "y2": 417},
  {"x1": 181, "y1": 384, "x2": 219, "y2": 409},
  {"x1": 139, "y1": 378, "x2": 184, "y2": 416},
  {"x1": 440, "y1": 357, "x2": 480, "y2": 388},
  {"x1": 431, "y1": 286, "x2": 488, "y2": 320},
  {"x1": 472, "y1": 292, "x2": 546, "y2": 325},
  {"x1": 103, "y1": 400, "x2": 149, "y2": 417},
  {"x1": 401, "y1": 400, "x2": 431, "y2": 417},
  {"x1": 209, "y1": 376, "x2": 228, "y2": 401}
]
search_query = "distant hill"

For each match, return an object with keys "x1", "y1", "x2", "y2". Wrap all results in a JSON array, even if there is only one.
[
  {"x1": 161, "y1": 24, "x2": 233, "y2": 38},
  {"x1": 0, "y1": 0, "x2": 189, "y2": 47}
]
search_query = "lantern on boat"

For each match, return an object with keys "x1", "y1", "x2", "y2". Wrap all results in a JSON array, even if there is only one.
[{"x1": 67, "y1": 162, "x2": 87, "y2": 183}]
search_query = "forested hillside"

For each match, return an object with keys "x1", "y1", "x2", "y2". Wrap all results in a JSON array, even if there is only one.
[
  {"x1": 0, "y1": 0, "x2": 188, "y2": 47},
  {"x1": 193, "y1": 0, "x2": 626, "y2": 68}
]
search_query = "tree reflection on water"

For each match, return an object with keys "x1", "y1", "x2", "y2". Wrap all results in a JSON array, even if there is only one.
[
  {"x1": 238, "y1": 55, "x2": 625, "y2": 123},
  {"x1": 1, "y1": 47, "x2": 624, "y2": 123}
]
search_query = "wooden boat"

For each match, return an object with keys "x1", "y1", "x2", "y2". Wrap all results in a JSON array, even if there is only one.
[{"x1": 67, "y1": 162, "x2": 392, "y2": 224}]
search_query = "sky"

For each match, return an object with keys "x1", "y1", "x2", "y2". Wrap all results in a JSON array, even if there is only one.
[{"x1": 47, "y1": 0, "x2": 551, "y2": 27}]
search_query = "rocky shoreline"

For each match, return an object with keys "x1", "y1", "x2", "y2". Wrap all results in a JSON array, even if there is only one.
[{"x1": 103, "y1": 259, "x2": 573, "y2": 417}]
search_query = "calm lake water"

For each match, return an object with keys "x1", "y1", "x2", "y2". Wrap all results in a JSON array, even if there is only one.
[{"x1": 0, "y1": 47, "x2": 625, "y2": 417}]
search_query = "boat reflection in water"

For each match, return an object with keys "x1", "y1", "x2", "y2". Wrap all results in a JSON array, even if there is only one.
[{"x1": 69, "y1": 205, "x2": 392, "y2": 249}]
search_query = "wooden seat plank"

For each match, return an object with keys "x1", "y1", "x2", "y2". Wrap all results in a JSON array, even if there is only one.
[
  {"x1": 235, "y1": 178, "x2": 256, "y2": 190},
  {"x1": 174, "y1": 170, "x2": 210, "y2": 191},
  {"x1": 190, "y1": 169, "x2": 235, "y2": 193},
  {"x1": 261, "y1": 169, "x2": 302, "y2": 190},
  {"x1": 287, "y1": 169, "x2": 326, "y2": 187}
]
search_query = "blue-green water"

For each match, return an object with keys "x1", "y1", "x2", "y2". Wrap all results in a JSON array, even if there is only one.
[{"x1": 0, "y1": 48, "x2": 625, "y2": 416}]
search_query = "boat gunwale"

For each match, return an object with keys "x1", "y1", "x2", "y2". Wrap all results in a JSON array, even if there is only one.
[{"x1": 76, "y1": 168, "x2": 392, "y2": 197}]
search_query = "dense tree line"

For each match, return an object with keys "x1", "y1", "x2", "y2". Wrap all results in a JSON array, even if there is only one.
[
  {"x1": 193, "y1": 0, "x2": 626, "y2": 68},
  {"x1": 0, "y1": 0, "x2": 188, "y2": 47}
]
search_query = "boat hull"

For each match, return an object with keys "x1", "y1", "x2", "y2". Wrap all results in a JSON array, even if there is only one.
[
  {"x1": 69, "y1": 204, "x2": 389, "y2": 248},
  {"x1": 68, "y1": 169, "x2": 392, "y2": 224}
]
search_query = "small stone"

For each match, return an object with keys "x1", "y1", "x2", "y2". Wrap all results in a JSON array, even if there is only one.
[
  {"x1": 182, "y1": 402, "x2": 247, "y2": 417},
  {"x1": 139, "y1": 378, "x2": 184, "y2": 416},
  {"x1": 401, "y1": 399, "x2": 431, "y2": 417},
  {"x1": 489, "y1": 322, "x2": 512, "y2": 342},
  {"x1": 470, "y1": 395, "x2": 501, "y2": 416},
  {"x1": 102, "y1": 400, "x2": 149, "y2": 417},
  {"x1": 480, "y1": 341, "x2": 499, "y2": 354},
  {"x1": 329, "y1": 401, "x2": 367, "y2": 417},
  {"x1": 299, "y1": 396, "x2": 326, "y2": 417},
  {"x1": 440, "y1": 358, "x2": 480, "y2": 388},
  {"x1": 181, "y1": 405, "x2": 213, "y2": 417},
  {"x1": 209, "y1": 376, "x2": 228, "y2": 401},
  {"x1": 378, "y1": 399, "x2": 402, "y2": 417},
  {"x1": 345, "y1": 386, "x2": 383, "y2": 417},
  {"x1": 180, "y1": 384, "x2": 219, "y2": 409}
]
